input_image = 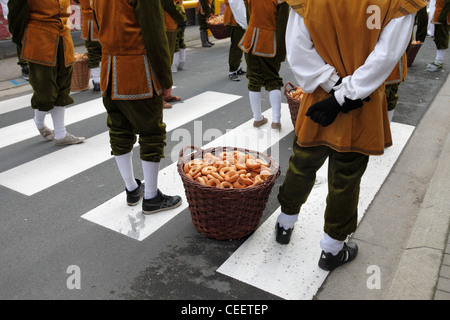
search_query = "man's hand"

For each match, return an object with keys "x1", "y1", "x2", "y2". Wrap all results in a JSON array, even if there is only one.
[
  {"x1": 306, "y1": 95, "x2": 370, "y2": 127},
  {"x1": 306, "y1": 95, "x2": 341, "y2": 127}
]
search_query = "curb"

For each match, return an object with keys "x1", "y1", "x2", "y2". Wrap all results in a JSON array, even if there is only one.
[{"x1": 386, "y1": 127, "x2": 450, "y2": 299}]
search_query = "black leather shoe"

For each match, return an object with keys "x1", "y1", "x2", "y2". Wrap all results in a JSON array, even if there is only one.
[
  {"x1": 142, "y1": 189, "x2": 182, "y2": 215},
  {"x1": 236, "y1": 67, "x2": 246, "y2": 75},
  {"x1": 318, "y1": 242, "x2": 358, "y2": 271},
  {"x1": 93, "y1": 80, "x2": 101, "y2": 93},
  {"x1": 229, "y1": 73, "x2": 240, "y2": 81},
  {"x1": 275, "y1": 222, "x2": 293, "y2": 245},
  {"x1": 126, "y1": 179, "x2": 144, "y2": 206}
]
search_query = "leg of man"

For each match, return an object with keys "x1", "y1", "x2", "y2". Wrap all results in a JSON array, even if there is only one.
[{"x1": 323, "y1": 149, "x2": 369, "y2": 242}]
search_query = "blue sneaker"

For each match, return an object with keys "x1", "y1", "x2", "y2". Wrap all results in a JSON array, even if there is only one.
[{"x1": 425, "y1": 61, "x2": 443, "y2": 72}]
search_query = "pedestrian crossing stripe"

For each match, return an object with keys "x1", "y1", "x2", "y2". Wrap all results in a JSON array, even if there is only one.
[
  {"x1": 81, "y1": 104, "x2": 293, "y2": 241},
  {"x1": 0, "y1": 93, "x2": 33, "y2": 115},
  {"x1": 0, "y1": 90, "x2": 83, "y2": 115},
  {"x1": 217, "y1": 122, "x2": 415, "y2": 300},
  {"x1": 0, "y1": 97, "x2": 104, "y2": 149},
  {"x1": 0, "y1": 91, "x2": 241, "y2": 196}
]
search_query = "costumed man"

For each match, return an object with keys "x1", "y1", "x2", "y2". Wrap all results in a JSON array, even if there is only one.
[
  {"x1": 74, "y1": 0, "x2": 101, "y2": 93},
  {"x1": 172, "y1": 0, "x2": 187, "y2": 73},
  {"x1": 90, "y1": 0, "x2": 182, "y2": 214},
  {"x1": 163, "y1": 0, "x2": 186, "y2": 108},
  {"x1": 415, "y1": 5, "x2": 429, "y2": 43},
  {"x1": 8, "y1": 0, "x2": 85, "y2": 145},
  {"x1": 224, "y1": 0, "x2": 247, "y2": 81},
  {"x1": 238, "y1": 0, "x2": 289, "y2": 130},
  {"x1": 276, "y1": 0, "x2": 427, "y2": 271},
  {"x1": 426, "y1": 0, "x2": 450, "y2": 71},
  {"x1": 1, "y1": 0, "x2": 29, "y2": 79},
  {"x1": 198, "y1": 0, "x2": 214, "y2": 47}
]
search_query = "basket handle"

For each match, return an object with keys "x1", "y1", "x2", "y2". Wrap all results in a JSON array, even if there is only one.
[
  {"x1": 284, "y1": 82, "x2": 297, "y2": 96},
  {"x1": 178, "y1": 145, "x2": 203, "y2": 160}
]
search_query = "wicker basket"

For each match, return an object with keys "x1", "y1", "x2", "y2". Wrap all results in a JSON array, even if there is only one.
[
  {"x1": 407, "y1": 41, "x2": 422, "y2": 67},
  {"x1": 70, "y1": 53, "x2": 91, "y2": 92},
  {"x1": 207, "y1": 15, "x2": 230, "y2": 39},
  {"x1": 284, "y1": 82, "x2": 302, "y2": 127},
  {"x1": 177, "y1": 146, "x2": 281, "y2": 241}
]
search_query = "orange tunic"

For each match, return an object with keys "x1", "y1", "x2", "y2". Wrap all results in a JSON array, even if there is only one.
[
  {"x1": 432, "y1": 0, "x2": 450, "y2": 24},
  {"x1": 165, "y1": 0, "x2": 185, "y2": 31},
  {"x1": 287, "y1": 0, "x2": 427, "y2": 156},
  {"x1": 224, "y1": 0, "x2": 238, "y2": 26},
  {"x1": 224, "y1": 0, "x2": 248, "y2": 26},
  {"x1": 386, "y1": 52, "x2": 408, "y2": 85},
  {"x1": 77, "y1": 0, "x2": 98, "y2": 41},
  {"x1": 91, "y1": 0, "x2": 164, "y2": 100},
  {"x1": 21, "y1": 0, "x2": 75, "y2": 67},
  {"x1": 238, "y1": 0, "x2": 284, "y2": 58}
]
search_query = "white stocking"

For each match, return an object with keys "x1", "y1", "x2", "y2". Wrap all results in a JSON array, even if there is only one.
[
  {"x1": 33, "y1": 110, "x2": 47, "y2": 129},
  {"x1": 90, "y1": 67, "x2": 100, "y2": 84},
  {"x1": 277, "y1": 212, "x2": 299, "y2": 230},
  {"x1": 49, "y1": 106, "x2": 66, "y2": 140},
  {"x1": 269, "y1": 89, "x2": 281, "y2": 123},
  {"x1": 249, "y1": 91, "x2": 263, "y2": 121},
  {"x1": 142, "y1": 160, "x2": 160, "y2": 199},
  {"x1": 320, "y1": 233, "x2": 344, "y2": 256},
  {"x1": 114, "y1": 151, "x2": 138, "y2": 192}
]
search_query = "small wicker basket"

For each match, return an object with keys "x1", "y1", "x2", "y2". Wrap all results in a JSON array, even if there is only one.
[
  {"x1": 207, "y1": 15, "x2": 230, "y2": 39},
  {"x1": 284, "y1": 82, "x2": 302, "y2": 127},
  {"x1": 407, "y1": 41, "x2": 422, "y2": 67},
  {"x1": 70, "y1": 53, "x2": 91, "y2": 92},
  {"x1": 177, "y1": 146, "x2": 281, "y2": 241}
]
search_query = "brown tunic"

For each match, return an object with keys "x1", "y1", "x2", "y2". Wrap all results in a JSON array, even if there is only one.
[
  {"x1": 432, "y1": 0, "x2": 450, "y2": 24},
  {"x1": 91, "y1": 0, "x2": 166, "y2": 100},
  {"x1": 78, "y1": 0, "x2": 98, "y2": 41},
  {"x1": 224, "y1": 0, "x2": 243, "y2": 26},
  {"x1": 21, "y1": 0, "x2": 75, "y2": 67},
  {"x1": 238, "y1": 0, "x2": 285, "y2": 58},
  {"x1": 165, "y1": 0, "x2": 185, "y2": 31},
  {"x1": 386, "y1": 52, "x2": 408, "y2": 85}
]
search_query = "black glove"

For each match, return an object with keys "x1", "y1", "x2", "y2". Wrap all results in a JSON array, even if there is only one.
[
  {"x1": 306, "y1": 95, "x2": 341, "y2": 127},
  {"x1": 340, "y1": 96, "x2": 371, "y2": 113},
  {"x1": 306, "y1": 95, "x2": 371, "y2": 127}
]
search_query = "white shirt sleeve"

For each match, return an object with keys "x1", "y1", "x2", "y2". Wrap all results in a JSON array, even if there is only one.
[
  {"x1": 285, "y1": 8, "x2": 415, "y2": 105},
  {"x1": 285, "y1": 8, "x2": 340, "y2": 94},
  {"x1": 228, "y1": 0, "x2": 247, "y2": 30},
  {"x1": 334, "y1": 13, "x2": 415, "y2": 105}
]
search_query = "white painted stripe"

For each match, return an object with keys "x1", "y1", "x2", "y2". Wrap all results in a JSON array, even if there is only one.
[
  {"x1": 81, "y1": 104, "x2": 293, "y2": 241},
  {"x1": 0, "y1": 91, "x2": 241, "y2": 195},
  {"x1": 0, "y1": 86, "x2": 178, "y2": 149},
  {"x1": 217, "y1": 122, "x2": 415, "y2": 300},
  {"x1": 0, "y1": 91, "x2": 82, "y2": 115},
  {"x1": 0, "y1": 98, "x2": 104, "y2": 149},
  {"x1": 0, "y1": 93, "x2": 33, "y2": 115}
]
